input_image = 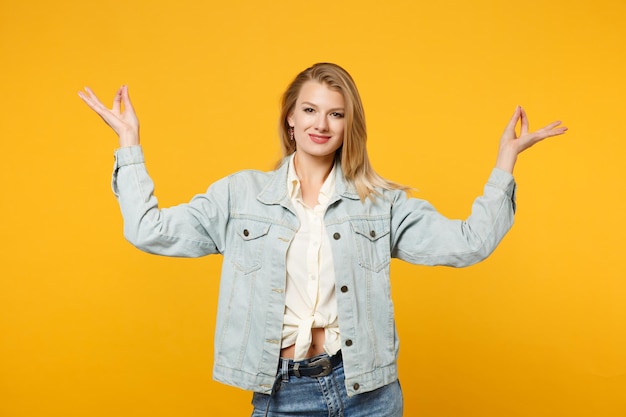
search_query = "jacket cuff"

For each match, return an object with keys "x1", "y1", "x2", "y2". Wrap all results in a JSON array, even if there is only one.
[
  {"x1": 113, "y1": 145, "x2": 144, "y2": 169},
  {"x1": 112, "y1": 145, "x2": 144, "y2": 197},
  {"x1": 488, "y1": 167, "x2": 516, "y2": 211},
  {"x1": 488, "y1": 167, "x2": 514, "y2": 188}
]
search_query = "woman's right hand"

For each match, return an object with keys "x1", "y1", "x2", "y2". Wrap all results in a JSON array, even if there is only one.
[{"x1": 78, "y1": 85, "x2": 140, "y2": 147}]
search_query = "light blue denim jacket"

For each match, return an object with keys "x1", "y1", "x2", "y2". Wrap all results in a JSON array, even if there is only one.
[{"x1": 112, "y1": 145, "x2": 516, "y2": 397}]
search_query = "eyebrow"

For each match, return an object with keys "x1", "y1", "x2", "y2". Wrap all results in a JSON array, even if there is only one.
[{"x1": 301, "y1": 101, "x2": 345, "y2": 112}]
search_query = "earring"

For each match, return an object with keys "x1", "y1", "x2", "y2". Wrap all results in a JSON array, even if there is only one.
[{"x1": 289, "y1": 127, "x2": 295, "y2": 141}]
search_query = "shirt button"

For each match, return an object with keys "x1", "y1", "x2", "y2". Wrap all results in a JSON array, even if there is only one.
[
  {"x1": 333, "y1": 233, "x2": 341, "y2": 240},
  {"x1": 370, "y1": 230, "x2": 376, "y2": 238},
  {"x1": 345, "y1": 339, "x2": 353, "y2": 347},
  {"x1": 340, "y1": 286, "x2": 348, "y2": 293},
  {"x1": 243, "y1": 229, "x2": 249, "y2": 237},
  {"x1": 353, "y1": 383, "x2": 360, "y2": 390}
]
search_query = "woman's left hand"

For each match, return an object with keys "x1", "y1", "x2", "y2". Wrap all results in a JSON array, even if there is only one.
[
  {"x1": 78, "y1": 85, "x2": 140, "y2": 147},
  {"x1": 496, "y1": 106, "x2": 567, "y2": 173}
]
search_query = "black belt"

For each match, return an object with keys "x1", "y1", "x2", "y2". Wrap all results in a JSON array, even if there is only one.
[
  {"x1": 264, "y1": 351, "x2": 343, "y2": 417},
  {"x1": 287, "y1": 350, "x2": 342, "y2": 378}
]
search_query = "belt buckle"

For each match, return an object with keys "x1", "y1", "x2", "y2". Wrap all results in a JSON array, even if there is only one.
[{"x1": 307, "y1": 357, "x2": 332, "y2": 377}]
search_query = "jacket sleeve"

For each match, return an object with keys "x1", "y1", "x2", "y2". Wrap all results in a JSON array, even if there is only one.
[
  {"x1": 111, "y1": 145, "x2": 228, "y2": 257},
  {"x1": 390, "y1": 168, "x2": 516, "y2": 267}
]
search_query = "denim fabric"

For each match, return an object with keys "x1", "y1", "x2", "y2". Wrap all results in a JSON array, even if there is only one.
[
  {"x1": 250, "y1": 356, "x2": 403, "y2": 417},
  {"x1": 112, "y1": 145, "x2": 516, "y2": 397}
]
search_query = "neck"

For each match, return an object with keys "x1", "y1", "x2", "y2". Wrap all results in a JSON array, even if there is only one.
[{"x1": 293, "y1": 152, "x2": 335, "y2": 186}]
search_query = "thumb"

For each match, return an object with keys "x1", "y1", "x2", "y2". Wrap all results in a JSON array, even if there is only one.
[
  {"x1": 121, "y1": 85, "x2": 136, "y2": 114},
  {"x1": 504, "y1": 105, "x2": 521, "y2": 137}
]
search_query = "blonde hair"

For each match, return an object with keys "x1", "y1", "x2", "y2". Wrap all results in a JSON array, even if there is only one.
[{"x1": 278, "y1": 62, "x2": 408, "y2": 201}]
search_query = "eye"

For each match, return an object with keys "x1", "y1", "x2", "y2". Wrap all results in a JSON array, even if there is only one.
[
  {"x1": 303, "y1": 107, "x2": 315, "y2": 113},
  {"x1": 330, "y1": 112, "x2": 344, "y2": 118}
]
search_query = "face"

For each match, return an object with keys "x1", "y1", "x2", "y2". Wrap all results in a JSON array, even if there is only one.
[{"x1": 287, "y1": 81, "x2": 345, "y2": 163}]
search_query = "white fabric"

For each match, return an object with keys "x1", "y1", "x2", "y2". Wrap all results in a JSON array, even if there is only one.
[{"x1": 281, "y1": 154, "x2": 341, "y2": 360}]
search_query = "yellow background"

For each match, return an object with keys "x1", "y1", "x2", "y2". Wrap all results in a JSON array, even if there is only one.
[{"x1": 1, "y1": 0, "x2": 625, "y2": 416}]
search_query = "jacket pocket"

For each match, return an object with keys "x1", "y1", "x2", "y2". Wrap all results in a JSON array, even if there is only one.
[
  {"x1": 349, "y1": 218, "x2": 391, "y2": 272},
  {"x1": 231, "y1": 219, "x2": 271, "y2": 274}
]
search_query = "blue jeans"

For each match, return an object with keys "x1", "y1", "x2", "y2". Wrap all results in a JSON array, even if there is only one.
[{"x1": 251, "y1": 355, "x2": 403, "y2": 416}]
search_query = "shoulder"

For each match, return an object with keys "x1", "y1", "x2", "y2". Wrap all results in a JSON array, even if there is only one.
[
  {"x1": 204, "y1": 168, "x2": 276, "y2": 192},
  {"x1": 371, "y1": 187, "x2": 411, "y2": 207},
  {"x1": 226, "y1": 158, "x2": 288, "y2": 184},
  {"x1": 207, "y1": 165, "x2": 286, "y2": 198},
  {"x1": 227, "y1": 168, "x2": 274, "y2": 181}
]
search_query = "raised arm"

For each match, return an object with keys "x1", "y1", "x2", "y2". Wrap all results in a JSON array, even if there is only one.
[
  {"x1": 78, "y1": 85, "x2": 139, "y2": 148},
  {"x1": 495, "y1": 106, "x2": 567, "y2": 173},
  {"x1": 391, "y1": 107, "x2": 567, "y2": 267},
  {"x1": 78, "y1": 85, "x2": 225, "y2": 257}
]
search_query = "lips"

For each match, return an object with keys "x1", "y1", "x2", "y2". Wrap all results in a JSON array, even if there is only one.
[{"x1": 308, "y1": 134, "x2": 331, "y2": 144}]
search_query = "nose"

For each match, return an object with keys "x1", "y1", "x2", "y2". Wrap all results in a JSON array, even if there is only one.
[{"x1": 315, "y1": 114, "x2": 329, "y2": 132}]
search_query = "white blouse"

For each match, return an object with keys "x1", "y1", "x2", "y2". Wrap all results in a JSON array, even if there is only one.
[{"x1": 281, "y1": 154, "x2": 342, "y2": 360}]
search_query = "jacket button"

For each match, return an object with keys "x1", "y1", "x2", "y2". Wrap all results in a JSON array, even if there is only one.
[
  {"x1": 353, "y1": 383, "x2": 360, "y2": 390},
  {"x1": 370, "y1": 230, "x2": 376, "y2": 238},
  {"x1": 340, "y1": 285, "x2": 348, "y2": 293},
  {"x1": 243, "y1": 229, "x2": 249, "y2": 237},
  {"x1": 333, "y1": 232, "x2": 341, "y2": 240},
  {"x1": 345, "y1": 339, "x2": 353, "y2": 347}
]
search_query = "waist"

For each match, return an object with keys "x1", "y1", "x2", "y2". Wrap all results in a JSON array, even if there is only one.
[
  {"x1": 280, "y1": 327, "x2": 327, "y2": 359},
  {"x1": 278, "y1": 350, "x2": 343, "y2": 378}
]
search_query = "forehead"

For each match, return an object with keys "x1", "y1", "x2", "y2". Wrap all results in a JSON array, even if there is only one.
[{"x1": 297, "y1": 81, "x2": 344, "y2": 107}]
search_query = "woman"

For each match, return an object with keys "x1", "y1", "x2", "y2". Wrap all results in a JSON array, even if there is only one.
[{"x1": 79, "y1": 63, "x2": 567, "y2": 416}]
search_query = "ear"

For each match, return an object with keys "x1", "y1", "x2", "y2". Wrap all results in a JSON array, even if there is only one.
[{"x1": 287, "y1": 113, "x2": 294, "y2": 128}]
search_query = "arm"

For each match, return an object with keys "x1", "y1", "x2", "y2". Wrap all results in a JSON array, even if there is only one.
[
  {"x1": 391, "y1": 167, "x2": 516, "y2": 267},
  {"x1": 79, "y1": 86, "x2": 225, "y2": 257},
  {"x1": 391, "y1": 107, "x2": 567, "y2": 266},
  {"x1": 112, "y1": 146, "x2": 227, "y2": 257}
]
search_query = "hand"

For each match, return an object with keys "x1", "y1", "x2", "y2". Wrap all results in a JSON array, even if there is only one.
[
  {"x1": 496, "y1": 106, "x2": 567, "y2": 173},
  {"x1": 78, "y1": 85, "x2": 140, "y2": 147}
]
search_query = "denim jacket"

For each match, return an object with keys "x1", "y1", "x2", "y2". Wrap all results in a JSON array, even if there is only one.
[{"x1": 112, "y1": 145, "x2": 516, "y2": 396}]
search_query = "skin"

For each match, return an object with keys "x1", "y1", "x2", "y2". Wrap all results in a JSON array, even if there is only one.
[
  {"x1": 78, "y1": 82, "x2": 567, "y2": 360},
  {"x1": 495, "y1": 105, "x2": 568, "y2": 173},
  {"x1": 287, "y1": 81, "x2": 346, "y2": 207},
  {"x1": 78, "y1": 85, "x2": 139, "y2": 148}
]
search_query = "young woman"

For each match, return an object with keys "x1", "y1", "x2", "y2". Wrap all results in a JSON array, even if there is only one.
[{"x1": 79, "y1": 63, "x2": 567, "y2": 416}]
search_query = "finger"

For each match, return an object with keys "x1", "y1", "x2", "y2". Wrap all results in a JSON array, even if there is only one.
[
  {"x1": 78, "y1": 87, "x2": 108, "y2": 114},
  {"x1": 520, "y1": 107, "x2": 529, "y2": 136},
  {"x1": 504, "y1": 105, "x2": 521, "y2": 136},
  {"x1": 79, "y1": 87, "x2": 106, "y2": 109},
  {"x1": 112, "y1": 86, "x2": 123, "y2": 114},
  {"x1": 77, "y1": 87, "x2": 95, "y2": 105},
  {"x1": 121, "y1": 85, "x2": 136, "y2": 114},
  {"x1": 83, "y1": 86, "x2": 104, "y2": 105},
  {"x1": 512, "y1": 119, "x2": 568, "y2": 155},
  {"x1": 538, "y1": 125, "x2": 568, "y2": 138},
  {"x1": 77, "y1": 90, "x2": 91, "y2": 105},
  {"x1": 78, "y1": 87, "x2": 122, "y2": 128},
  {"x1": 538, "y1": 120, "x2": 565, "y2": 132},
  {"x1": 524, "y1": 125, "x2": 568, "y2": 147}
]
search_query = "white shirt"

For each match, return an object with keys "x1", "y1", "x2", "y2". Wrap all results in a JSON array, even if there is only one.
[{"x1": 281, "y1": 154, "x2": 341, "y2": 360}]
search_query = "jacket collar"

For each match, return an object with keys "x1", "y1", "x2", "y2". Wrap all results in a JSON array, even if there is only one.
[{"x1": 257, "y1": 155, "x2": 360, "y2": 206}]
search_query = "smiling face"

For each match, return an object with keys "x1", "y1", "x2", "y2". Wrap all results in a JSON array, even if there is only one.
[{"x1": 287, "y1": 81, "x2": 345, "y2": 164}]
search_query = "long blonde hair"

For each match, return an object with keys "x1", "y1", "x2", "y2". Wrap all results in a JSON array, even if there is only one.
[{"x1": 278, "y1": 62, "x2": 408, "y2": 201}]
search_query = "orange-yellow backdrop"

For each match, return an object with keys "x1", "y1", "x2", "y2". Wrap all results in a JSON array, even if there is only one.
[{"x1": 1, "y1": 0, "x2": 624, "y2": 416}]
